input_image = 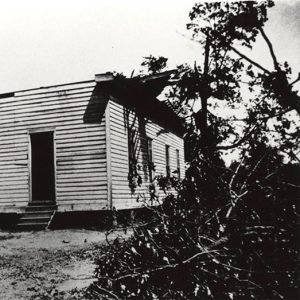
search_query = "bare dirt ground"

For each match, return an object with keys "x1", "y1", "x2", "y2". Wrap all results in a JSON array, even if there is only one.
[{"x1": 0, "y1": 229, "x2": 130, "y2": 300}]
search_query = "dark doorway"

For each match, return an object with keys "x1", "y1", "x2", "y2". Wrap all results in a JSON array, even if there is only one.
[{"x1": 30, "y1": 132, "x2": 55, "y2": 202}]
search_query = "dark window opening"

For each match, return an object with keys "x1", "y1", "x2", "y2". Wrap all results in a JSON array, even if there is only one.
[
  {"x1": 31, "y1": 132, "x2": 55, "y2": 202},
  {"x1": 147, "y1": 138, "x2": 154, "y2": 181},
  {"x1": 165, "y1": 145, "x2": 170, "y2": 178},
  {"x1": 176, "y1": 149, "x2": 180, "y2": 179},
  {"x1": 128, "y1": 128, "x2": 136, "y2": 175}
]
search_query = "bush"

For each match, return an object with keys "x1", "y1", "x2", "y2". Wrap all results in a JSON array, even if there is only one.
[{"x1": 93, "y1": 149, "x2": 299, "y2": 299}]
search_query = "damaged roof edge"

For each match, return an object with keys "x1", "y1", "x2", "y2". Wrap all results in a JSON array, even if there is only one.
[
  {"x1": 95, "y1": 69, "x2": 177, "y2": 83},
  {"x1": 94, "y1": 70, "x2": 185, "y2": 137},
  {"x1": 0, "y1": 70, "x2": 177, "y2": 97}
]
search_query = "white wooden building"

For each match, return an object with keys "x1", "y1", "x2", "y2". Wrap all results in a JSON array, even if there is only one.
[{"x1": 0, "y1": 71, "x2": 185, "y2": 229}]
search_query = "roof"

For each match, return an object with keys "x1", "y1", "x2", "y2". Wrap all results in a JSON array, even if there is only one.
[
  {"x1": 95, "y1": 70, "x2": 185, "y2": 136},
  {"x1": 0, "y1": 70, "x2": 185, "y2": 136}
]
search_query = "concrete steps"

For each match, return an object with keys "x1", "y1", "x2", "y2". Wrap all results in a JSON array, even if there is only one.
[{"x1": 17, "y1": 202, "x2": 57, "y2": 231}]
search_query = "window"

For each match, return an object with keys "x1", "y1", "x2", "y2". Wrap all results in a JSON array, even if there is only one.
[
  {"x1": 128, "y1": 128, "x2": 136, "y2": 174},
  {"x1": 176, "y1": 149, "x2": 180, "y2": 179},
  {"x1": 165, "y1": 145, "x2": 170, "y2": 178},
  {"x1": 147, "y1": 138, "x2": 154, "y2": 181}
]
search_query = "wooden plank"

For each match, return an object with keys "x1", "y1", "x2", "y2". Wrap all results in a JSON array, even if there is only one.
[
  {"x1": 0, "y1": 153, "x2": 26, "y2": 159},
  {"x1": 57, "y1": 168, "x2": 106, "y2": 174},
  {"x1": 57, "y1": 154, "x2": 105, "y2": 162},
  {"x1": 57, "y1": 178, "x2": 106, "y2": 184},
  {"x1": 56, "y1": 136, "x2": 105, "y2": 144},
  {"x1": 0, "y1": 122, "x2": 101, "y2": 135},
  {"x1": 56, "y1": 131, "x2": 105, "y2": 140},
  {"x1": 57, "y1": 158, "x2": 106, "y2": 165},
  {"x1": 0, "y1": 95, "x2": 93, "y2": 116},
  {"x1": 15, "y1": 80, "x2": 96, "y2": 97},
  {"x1": 0, "y1": 174, "x2": 28, "y2": 182},
  {"x1": 14, "y1": 86, "x2": 95, "y2": 101},
  {"x1": 57, "y1": 173, "x2": 106, "y2": 179},
  {"x1": 56, "y1": 164, "x2": 106, "y2": 170},
  {"x1": 0, "y1": 161, "x2": 28, "y2": 167},
  {"x1": 0, "y1": 117, "x2": 91, "y2": 130},
  {"x1": 0, "y1": 185, "x2": 28, "y2": 190},
  {"x1": 0, "y1": 105, "x2": 91, "y2": 122},
  {"x1": 56, "y1": 200, "x2": 107, "y2": 207},
  {"x1": 57, "y1": 194, "x2": 107, "y2": 200},
  {"x1": 0, "y1": 109, "x2": 105, "y2": 127},
  {"x1": 57, "y1": 144, "x2": 104, "y2": 153},
  {"x1": 56, "y1": 150, "x2": 105, "y2": 158},
  {"x1": 0, "y1": 95, "x2": 92, "y2": 114},
  {"x1": 0, "y1": 193, "x2": 28, "y2": 198},
  {"x1": 57, "y1": 185, "x2": 107, "y2": 191},
  {"x1": 56, "y1": 140, "x2": 105, "y2": 149}
]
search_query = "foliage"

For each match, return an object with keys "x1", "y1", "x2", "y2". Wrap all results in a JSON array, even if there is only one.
[
  {"x1": 92, "y1": 2, "x2": 300, "y2": 299},
  {"x1": 140, "y1": 55, "x2": 168, "y2": 75},
  {"x1": 165, "y1": 0, "x2": 300, "y2": 160},
  {"x1": 94, "y1": 148, "x2": 299, "y2": 299}
]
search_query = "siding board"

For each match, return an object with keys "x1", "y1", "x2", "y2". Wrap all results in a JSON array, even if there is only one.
[{"x1": 109, "y1": 99, "x2": 185, "y2": 210}]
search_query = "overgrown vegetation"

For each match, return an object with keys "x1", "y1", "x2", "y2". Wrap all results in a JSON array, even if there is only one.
[
  {"x1": 92, "y1": 1, "x2": 300, "y2": 299},
  {"x1": 93, "y1": 150, "x2": 299, "y2": 299}
]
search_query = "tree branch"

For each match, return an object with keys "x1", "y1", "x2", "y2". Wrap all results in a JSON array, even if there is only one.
[
  {"x1": 177, "y1": 30, "x2": 271, "y2": 74},
  {"x1": 228, "y1": 108, "x2": 292, "y2": 122},
  {"x1": 289, "y1": 73, "x2": 300, "y2": 87},
  {"x1": 114, "y1": 237, "x2": 228, "y2": 282},
  {"x1": 89, "y1": 284, "x2": 120, "y2": 300},
  {"x1": 228, "y1": 43, "x2": 271, "y2": 74},
  {"x1": 215, "y1": 125, "x2": 257, "y2": 150},
  {"x1": 259, "y1": 27, "x2": 280, "y2": 72}
]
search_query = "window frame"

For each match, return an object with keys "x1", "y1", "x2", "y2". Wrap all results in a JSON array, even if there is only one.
[
  {"x1": 128, "y1": 128, "x2": 137, "y2": 175},
  {"x1": 176, "y1": 149, "x2": 180, "y2": 179},
  {"x1": 165, "y1": 145, "x2": 170, "y2": 178},
  {"x1": 146, "y1": 137, "x2": 154, "y2": 181}
]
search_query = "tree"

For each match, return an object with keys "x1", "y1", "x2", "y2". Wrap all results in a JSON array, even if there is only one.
[
  {"x1": 167, "y1": 1, "x2": 299, "y2": 160},
  {"x1": 90, "y1": 2, "x2": 300, "y2": 299}
]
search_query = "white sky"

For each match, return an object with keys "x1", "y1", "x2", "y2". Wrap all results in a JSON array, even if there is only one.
[{"x1": 0, "y1": 0, "x2": 299, "y2": 93}]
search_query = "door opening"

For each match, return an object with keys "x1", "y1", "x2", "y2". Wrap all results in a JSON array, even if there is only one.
[{"x1": 30, "y1": 132, "x2": 55, "y2": 202}]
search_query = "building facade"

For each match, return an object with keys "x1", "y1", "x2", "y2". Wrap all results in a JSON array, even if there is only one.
[{"x1": 0, "y1": 71, "x2": 185, "y2": 229}]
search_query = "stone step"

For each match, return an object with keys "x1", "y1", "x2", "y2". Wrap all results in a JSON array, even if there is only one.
[
  {"x1": 25, "y1": 205, "x2": 57, "y2": 212},
  {"x1": 18, "y1": 216, "x2": 51, "y2": 224},
  {"x1": 28, "y1": 201, "x2": 56, "y2": 207},
  {"x1": 17, "y1": 204, "x2": 57, "y2": 231},
  {"x1": 22, "y1": 211, "x2": 54, "y2": 218}
]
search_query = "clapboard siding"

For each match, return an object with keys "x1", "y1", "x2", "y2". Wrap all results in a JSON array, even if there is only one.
[
  {"x1": 109, "y1": 99, "x2": 185, "y2": 210},
  {"x1": 0, "y1": 81, "x2": 109, "y2": 211},
  {"x1": 0, "y1": 76, "x2": 185, "y2": 214}
]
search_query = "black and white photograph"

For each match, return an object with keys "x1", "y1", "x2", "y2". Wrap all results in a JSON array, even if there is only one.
[{"x1": 0, "y1": 0, "x2": 299, "y2": 299}]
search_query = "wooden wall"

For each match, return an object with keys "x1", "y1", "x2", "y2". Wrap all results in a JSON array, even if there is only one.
[
  {"x1": 0, "y1": 81, "x2": 108, "y2": 212},
  {"x1": 108, "y1": 98, "x2": 185, "y2": 210}
]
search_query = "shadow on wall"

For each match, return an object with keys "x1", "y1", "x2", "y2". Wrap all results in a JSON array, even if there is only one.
[
  {"x1": 137, "y1": 116, "x2": 149, "y2": 182},
  {"x1": 124, "y1": 107, "x2": 150, "y2": 185},
  {"x1": 83, "y1": 84, "x2": 108, "y2": 124}
]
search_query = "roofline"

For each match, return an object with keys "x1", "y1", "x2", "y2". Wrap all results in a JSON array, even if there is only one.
[
  {"x1": 95, "y1": 69, "x2": 177, "y2": 84},
  {"x1": 140, "y1": 69, "x2": 176, "y2": 82},
  {"x1": 0, "y1": 79, "x2": 95, "y2": 98},
  {"x1": 0, "y1": 70, "x2": 177, "y2": 98}
]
